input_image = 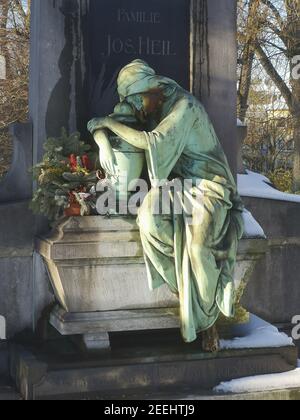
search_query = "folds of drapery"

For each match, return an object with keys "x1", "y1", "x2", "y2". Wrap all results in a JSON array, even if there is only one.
[{"x1": 136, "y1": 92, "x2": 244, "y2": 343}]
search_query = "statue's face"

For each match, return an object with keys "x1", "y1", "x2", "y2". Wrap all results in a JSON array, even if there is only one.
[
  {"x1": 126, "y1": 94, "x2": 144, "y2": 112},
  {"x1": 126, "y1": 89, "x2": 165, "y2": 121}
]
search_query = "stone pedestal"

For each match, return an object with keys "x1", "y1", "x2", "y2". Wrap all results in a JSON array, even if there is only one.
[
  {"x1": 10, "y1": 325, "x2": 297, "y2": 400},
  {"x1": 37, "y1": 215, "x2": 267, "y2": 351},
  {"x1": 0, "y1": 342, "x2": 9, "y2": 383}
]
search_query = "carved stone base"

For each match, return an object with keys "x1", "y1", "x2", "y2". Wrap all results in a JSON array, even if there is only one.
[
  {"x1": 11, "y1": 335, "x2": 298, "y2": 400},
  {"x1": 82, "y1": 333, "x2": 111, "y2": 352},
  {"x1": 37, "y1": 215, "x2": 268, "y2": 349},
  {"x1": 50, "y1": 305, "x2": 180, "y2": 351}
]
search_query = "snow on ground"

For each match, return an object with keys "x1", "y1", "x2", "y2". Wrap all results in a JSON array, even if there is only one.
[
  {"x1": 215, "y1": 316, "x2": 297, "y2": 395},
  {"x1": 220, "y1": 315, "x2": 294, "y2": 350},
  {"x1": 213, "y1": 166, "x2": 300, "y2": 396},
  {"x1": 214, "y1": 361, "x2": 300, "y2": 395},
  {"x1": 242, "y1": 209, "x2": 266, "y2": 239},
  {"x1": 238, "y1": 170, "x2": 300, "y2": 203}
]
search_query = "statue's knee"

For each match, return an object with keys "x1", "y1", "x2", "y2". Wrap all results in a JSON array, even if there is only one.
[
  {"x1": 141, "y1": 216, "x2": 161, "y2": 239},
  {"x1": 138, "y1": 205, "x2": 155, "y2": 234},
  {"x1": 190, "y1": 242, "x2": 210, "y2": 261}
]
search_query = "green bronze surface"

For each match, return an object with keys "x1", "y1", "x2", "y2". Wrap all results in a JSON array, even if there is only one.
[{"x1": 89, "y1": 60, "x2": 244, "y2": 343}]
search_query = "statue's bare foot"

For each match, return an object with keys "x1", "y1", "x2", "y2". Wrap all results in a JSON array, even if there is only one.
[{"x1": 201, "y1": 325, "x2": 220, "y2": 353}]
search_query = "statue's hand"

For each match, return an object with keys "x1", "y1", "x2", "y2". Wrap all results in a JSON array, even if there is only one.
[
  {"x1": 99, "y1": 143, "x2": 116, "y2": 176},
  {"x1": 87, "y1": 117, "x2": 107, "y2": 135},
  {"x1": 93, "y1": 129, "x2": 116, "y2": 176}
]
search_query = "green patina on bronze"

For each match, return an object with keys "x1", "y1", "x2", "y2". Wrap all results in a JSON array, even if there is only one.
[{"x1": 89, "y1": 60, "x2": 244, "y2": 344}]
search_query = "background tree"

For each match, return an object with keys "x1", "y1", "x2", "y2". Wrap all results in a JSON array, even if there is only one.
[
  {"x1": 0, "y1": 0, "x2": 30, "y2": 178},
  {"x1": 238, "y1": 0, "x2": 262, "y2": 122},
  {"x1": 238, "y1": 0, "x2": 300, "y2": 192}
]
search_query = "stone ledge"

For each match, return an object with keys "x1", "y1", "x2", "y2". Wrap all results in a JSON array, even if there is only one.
[
  {"x1": 0, "y1": 122, "x2": 33, "y2": 204},
  {"x1": 0, "y1": 248, "x2": 33, "y2": 259},
  {"x1": 268, "y1": 238, "x2": 300, "y2": 247},
  {"x1": 51, "y1": 306, "x2": 180, "y2": 336},
  {"x1": 36, "y1": 215, "x2": 268, "y2": 336},
  {"x1": 37, "y1": 216, "x2": 267, "y2": 262},
  {"x1": 105, "y1": 387, "x2": 300, "y2": 401},
  {"x1": 242, "y1": 196, "x2": 300, "y2": 239},
  {"x1": 0, "y1": 200, "x2": 35, "y2": 255},
  {"x1": 0, "y1": 386, "x2": 21, "y2": 401},
  {"x1": 11, "y1": 341, "x2": 298, "y2": 400},
  {"x1": 193, "y1": 388, "x2": 300, "y2": 400},
  {"x1": 0, "y1": 341, "x2": 9, "y2": 380}
]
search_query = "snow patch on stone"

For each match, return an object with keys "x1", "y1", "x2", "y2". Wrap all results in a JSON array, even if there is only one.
[
  {"x1": 242, "y1": 209, "x2": 266, "y2": 239},
  {"x1": 220, "y1": 315, "x2": 294, "y2": 350},
  {"x1": 238, "y1": 171, "x2": 300, "y2": 203},
  {"x1": 214, "y1": 362, "x2": 300, "y2": 394}
]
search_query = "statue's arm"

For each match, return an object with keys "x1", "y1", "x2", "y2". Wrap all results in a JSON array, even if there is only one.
[
  {"x1": 88, "y1": 117, "x2": 148, "y2": 150},
  {"x1": 93, "y1": 129, "x2": 116, "y2": 175},
  {"x1": 94, "y1": 128, "x2": 111, "y2": 149}
]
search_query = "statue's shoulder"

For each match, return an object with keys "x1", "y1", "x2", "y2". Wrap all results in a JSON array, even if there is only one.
[
  {"x1": 174, "y1": 89, "x2": 206, "y2": 115},
  {"x1": 171, "y1": 90, "x2": 196, "y2": 110}
]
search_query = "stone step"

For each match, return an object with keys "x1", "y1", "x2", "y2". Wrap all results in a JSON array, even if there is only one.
[
  {"x1": 0, "y1": 341, "x2": 20, "y2": 400},
  {"x1": 277, "y1": 323, "x2": 300, "y2": 352},
  {"x1": 81, "y1": 388, "x2": 300, "y2": 401},
  {"x1": 0, "y1": 386, "x2": 21, "y2": 401},
  {"x1": 15, "y1": 388, "x2": 300, "y2": 401},
  {"x1": 184, "y1": 389, "x2": 300, "y2": 400},
  {"x1": 0, "y1": 341, "x2": 9, "y2": 379},
  {"x1": 10, "y1": 336, "x2": 298, "y2": 400}
]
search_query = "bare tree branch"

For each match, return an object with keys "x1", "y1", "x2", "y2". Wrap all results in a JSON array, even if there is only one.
[
  {"x1": 260, "y1": 0, "x2": 285, "y2": 29},
  {"x1": 255, "y1": 43, "x2": 293, "y2": 111}
]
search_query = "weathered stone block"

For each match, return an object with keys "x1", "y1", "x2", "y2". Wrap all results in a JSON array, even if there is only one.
[
  {"x1": 0, "y1": 201, "x2": 54, "y2": 339},
  {"x1": 0, "y1": 123, "x2": 33, "y2": 204},
  {"x1": 11, "y1": 340, "x2": 298, "y2": 400},
  {"x1": 0, "y1": 342, "x2": 9, "y2": 382},
  {"x1": 242, "y1": 197, "x2": 300, "y2": 325},
  {"x1": 37, "y1": 216, "x2": 267, "y2": 350}
]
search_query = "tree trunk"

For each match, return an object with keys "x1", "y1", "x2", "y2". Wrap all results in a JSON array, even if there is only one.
[
  {"x1": 237, "y1": 0, "x2": 259, "y2": 122},
  {"x1": 238, "y1": 47, "x2": 255, "y2": 122},
  {"x1": 291, "y1": 22, "x2": 300, "y2": 191},
  {"x1": 0, "y1": 0, "x2": 11, "y2": 77},
  {"x1": 0, "y1": 0, "x2": 9, "y2": 29},
  {"x1": 292, "y1": 106, "x2": 300, "y2": 192},
  {"x1": 285, "y1": 0, "x2": 300, "y2": 191},
  {"x1": 255, "y1": 43, "x2": 293, "y2": 110}
]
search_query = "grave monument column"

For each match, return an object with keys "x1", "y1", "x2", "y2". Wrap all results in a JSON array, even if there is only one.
[
  {"x1": 0, "y1": 0, "x2": 239, "y2": 340},
  {"x1": 0, "y1": 0, "x2": 89, "y2": 340}
]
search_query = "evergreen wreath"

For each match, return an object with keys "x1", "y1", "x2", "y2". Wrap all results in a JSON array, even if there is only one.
[{"x1": 31, "y1": 129, "x2": 99, "y2": 221}]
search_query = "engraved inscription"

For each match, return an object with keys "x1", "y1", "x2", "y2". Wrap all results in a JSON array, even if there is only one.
[
  {"x1": 117, "y1": 9, "x2": 161, "y2": 24},
  {"x1": 100, "y1": 8, "x2": 176, "y2": 58},
  {"x1": 103, "y1": 35, "x2": 176, "y2": 57}
]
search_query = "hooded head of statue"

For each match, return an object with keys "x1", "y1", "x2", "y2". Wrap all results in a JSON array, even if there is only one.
[{"x1": 117, "y1": 60, "x2": 179, "y2": 110}]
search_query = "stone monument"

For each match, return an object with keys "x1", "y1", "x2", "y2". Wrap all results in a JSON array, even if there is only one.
[
  {"x1": 0, "y1": 0, "x2": 299, "y2": 400},
  {"x1": 37, "y1": 215, "x2": 267, "y2": 351},
  {"x1": 87, "y1": 59, "x2": 246, "y2": 352},
  {"x1": 0, "y1": 0, "x2": 238, "y2": 341}
]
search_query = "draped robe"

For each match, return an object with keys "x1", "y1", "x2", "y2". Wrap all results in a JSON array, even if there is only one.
[{"x1": 136, "y1": 88, "x2": 244, "y2": 343}]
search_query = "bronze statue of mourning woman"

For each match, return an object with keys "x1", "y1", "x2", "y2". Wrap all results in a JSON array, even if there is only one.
[{"x1": 88, "y1": 60, "x2": 244, "y2": 352}]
